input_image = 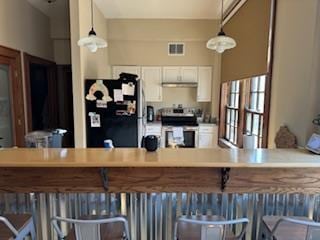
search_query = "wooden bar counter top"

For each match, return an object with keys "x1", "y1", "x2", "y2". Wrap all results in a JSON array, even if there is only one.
[
  {"x1": 0, "y1": 148, "x2": 319, "y2": 193},
  {"x1": 0, "y1": 148, "x2": 318, "y2": 168}
]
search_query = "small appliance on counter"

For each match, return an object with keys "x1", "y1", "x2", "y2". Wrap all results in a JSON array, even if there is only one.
[
  {"x1": 141, "y1": 135, "x2": 158, "y2": 152},
  {"x1": 147, "y1": 106, "x2": 154, "y2": 122}
]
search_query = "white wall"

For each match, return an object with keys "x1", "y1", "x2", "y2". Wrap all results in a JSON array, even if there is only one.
[
  {"x1": 268, "y1": 0, "x2": 320, "y2": 147},
  {"x1": 70, "y1": 0, "x2": 110, "y2": 147},
  {"x1": 107, "y1": 19, "x2": 220, "y2": 117},
  {"x1": 0, "y1": 0, "x2": 53, "y2": 60}
]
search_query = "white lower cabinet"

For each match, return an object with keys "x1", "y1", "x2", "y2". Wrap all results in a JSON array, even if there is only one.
[{"x1": 198, "y1": 124, "x2": 218, "y2": 148}]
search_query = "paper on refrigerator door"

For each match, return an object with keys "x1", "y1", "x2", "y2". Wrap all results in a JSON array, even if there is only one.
[
  {"x1": 113, "y1": 89, "x2": 124, "y2": 102},
  {"x1": 122, "y1": 82, "x2": 135, "y2": 96},
  {"x1": 89, "y1": 112, "x2": 101, "y2": 128}
]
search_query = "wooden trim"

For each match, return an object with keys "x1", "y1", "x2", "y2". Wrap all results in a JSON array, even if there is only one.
[
  {"x1": 0, "y1": 45, "x2": 25, "y2": 146},
  {"x1": 0, "y1": 167, "x2": 320, "y2": 194},
  {"x1": 23, "y1": 53, "x2": 57, "y2": 131},
  {"x1": 262, "y1": 0, "x2": 277, "y2": 148}
]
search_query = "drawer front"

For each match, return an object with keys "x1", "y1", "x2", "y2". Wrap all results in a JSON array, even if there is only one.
[{"x1": 199, "y1": 126, "x2": 214, "y2": 133}]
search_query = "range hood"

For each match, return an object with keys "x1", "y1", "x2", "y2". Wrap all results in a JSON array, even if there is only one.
[{"x1": 162, "y1": 82, "x2": 198, "y2": 88}]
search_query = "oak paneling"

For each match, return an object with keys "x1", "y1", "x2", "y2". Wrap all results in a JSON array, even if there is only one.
[{"x1": 1, "y1": 167, "x2": 320, "y2": 194}]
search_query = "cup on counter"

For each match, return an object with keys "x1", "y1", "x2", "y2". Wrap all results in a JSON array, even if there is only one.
[{"x1": 104, "y1": 139, "x2": 114, "y2": 149}]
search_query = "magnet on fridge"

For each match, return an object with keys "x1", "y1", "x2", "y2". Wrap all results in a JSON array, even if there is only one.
[
  {"x1": 86, "y1": 80, "x2": 113, "y2": 103},
  {"x1": 89, "y1": 112, "x2": 101, "y2": 128}
]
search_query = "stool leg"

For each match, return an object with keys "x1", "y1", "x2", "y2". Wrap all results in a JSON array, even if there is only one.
[{"x1": 30, "y1": 220, "x2": 36, "y2": 240}]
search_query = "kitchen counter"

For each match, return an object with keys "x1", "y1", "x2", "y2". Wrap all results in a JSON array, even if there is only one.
[
  {"x1": 0, "y1": 148, "x2": 320, "y2": 194},
  {"x1": 0, "y1": 148, "x2": 318, "y2": 168}
]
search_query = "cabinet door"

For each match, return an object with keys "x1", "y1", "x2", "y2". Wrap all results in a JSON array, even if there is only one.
[
  {"x1": 141, "y1": 67, "x2": 162, "y2": 102},
  {"x1": 163, "y1": 67, "x2": 180, "y2": 82},
  {"x1": 197, "y1": 67, "x2": 212, "y2": 102},
  {"x1": 181, "y1": 67, "x2": 198, "y2": 83},
  {"x1": 198, "y1": 133, "x2": 214, "y2": 148},
  {"x1": 112, "y1": 66, "x2": 141, "y2": 79}
]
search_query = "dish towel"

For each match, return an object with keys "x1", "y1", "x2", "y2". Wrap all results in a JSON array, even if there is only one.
[{"x1": 172, "y1": 127, "x2": 184, "y2": 145}]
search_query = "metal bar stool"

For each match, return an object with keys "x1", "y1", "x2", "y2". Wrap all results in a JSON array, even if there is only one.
[
  {"x1": 0, "y1": 214, "x2": 36, "y2": 240},
  {"x1": 174, "y1": 215, "x2": 249, "y2": 240},
  {"x1": 51, "y1": 215, "x2": 130, "y2": 240},
  {"x1": 259, "y1": 216, "x2": 320, "y2": 240}
]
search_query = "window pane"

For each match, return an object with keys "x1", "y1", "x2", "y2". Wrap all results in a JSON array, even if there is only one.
[
  {"x1": 259, "y1": 76, "x2": 266, "y2": 91},
  {"x1": 235, "y1": 81, "x2": 240, "y2": 92},
  {"x1": 234, "y1": 127, "x2": 238, "y2": 143},
  {"x1": 252, "y1": 114, "x2": 260, "y2": 135},
  {"x1": 250, "y1": 93, "x2": 258, "y2": 110},
  {"x1": 230, "y1": 126, "x2": 234, "y2": 143},
  {"x1": 226, "y1": 125, "x2": 230, "y2": 140},
  {"x1": 258, "y1": 93, "x2": 265, "y2": 112},
  {"x1": 226, "y1": 124, "x2": 230, "y2": 140},
  {"x1": 230, "y1": 94, "x2": 235, "y2": 106},
  {"x1": 251, "y1": 77, "x2": 259, "y2": 91},
  {"x1": 226, "y1": 109, "x2": 231, "y2": 124},
  {"x1": 231, "y1": 82, "x2": 236, "y2": 92},
  {"x1": 246, "y1": 113, "x2": 252, "y2": 134},
  {"x1": 259, "y1": 117, "x2": 264, "y2": 137},
  {"x1": 235, "y1": 111, "x2": 239, "y2": 126},
  {"x1": 231, "y1": 110, "x2": 235, "y2": 125},
  {"x1": 235, "y1": 93, "x2": 239, "y2": 108}
]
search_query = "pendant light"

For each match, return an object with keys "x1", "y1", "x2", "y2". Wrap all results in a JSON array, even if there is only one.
[
  {"x1": 78, "y1": 0, "x2": 107, "y2": 53},
  {"x1": 207, "y1": 0, "x2": 236, "y2": 53}
]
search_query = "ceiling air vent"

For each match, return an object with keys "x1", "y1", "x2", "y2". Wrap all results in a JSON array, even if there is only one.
[{"x1": 168, "y1": 43, "x2": 185, "y2": 56}]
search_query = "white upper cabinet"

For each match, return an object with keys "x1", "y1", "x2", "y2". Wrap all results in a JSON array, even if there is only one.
[
  {"x1": 112, "y1": 66, "x2": 141, "y2": 79},
  {"x1": 162, "y1": 67, "x2": 181, "y2": 82},
  {"x1": 141, "y1": 67, "x2": 162, "y2": 102},
  {"x1": 162, "y1": 66, "x2": 198, "y2": 83},
  {"x1": 197, "y1": 67, "x2": 212, "y2": 102},
  {"x1": 181, "y1": 67, "x2": 198, "y2": 83}
]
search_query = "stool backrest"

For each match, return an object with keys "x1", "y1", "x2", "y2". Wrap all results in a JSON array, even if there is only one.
[
  {"x1": 51, "y1": 216, "x2": 130, "y2": 240},
  {"x1": 271, "y1": 217, "x2": 320, "y2": 240},
  {"x1": 174, "y1": 217, "x2": 249, "y2": 240}
]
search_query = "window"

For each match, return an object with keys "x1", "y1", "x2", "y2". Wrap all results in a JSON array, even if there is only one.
[
  {"x1": 245, "y1": 76, "x2": 266, "y2": 148},
  {"x1": 219, "y1": 75, "x2": 270, "y2": 148},
  {"x1": 225, "y1": 81, "x2": 240, "y2": 145}
]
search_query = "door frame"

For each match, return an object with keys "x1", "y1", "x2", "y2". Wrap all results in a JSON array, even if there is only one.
[
  {"x1": 0, "y1": 46, "x2": 25, "y2": 146},
  {"x1": 23, "y1": 53, "x2": 57, "y2": 132}
]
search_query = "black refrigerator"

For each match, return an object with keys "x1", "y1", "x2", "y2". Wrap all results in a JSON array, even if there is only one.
[{"x1": 85, "y1": 75, "x2": 143, "y2": 147}]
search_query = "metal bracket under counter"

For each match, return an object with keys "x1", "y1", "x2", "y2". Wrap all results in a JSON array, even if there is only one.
[
  {"x1": 100, "y1": 168, "x2": 109, "y2": 191},
  {"x1": 220, "y1": 168, "x2": 231, "y2": 192}
]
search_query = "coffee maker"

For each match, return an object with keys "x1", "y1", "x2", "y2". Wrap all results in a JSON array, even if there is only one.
[{"x1": 147, "y1": 106, "x2": 154, "y2": 122}]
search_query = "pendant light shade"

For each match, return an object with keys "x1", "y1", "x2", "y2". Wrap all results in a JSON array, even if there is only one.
[
  {"x1": 78, "y1": 0, "x2": 107, "y2": 53},
  {"x1": 207, "y1": 0, "x2": 236, "y2": 53},
  {"x1": 206, "y1": 30, "x2": 236, "y2": 53}
]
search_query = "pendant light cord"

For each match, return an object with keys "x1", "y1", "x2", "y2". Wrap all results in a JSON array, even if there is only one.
[
  {"x1": 220, "y1": 0, "x2": 224, "y2": 29},
  {"x1": 91, "y1": 0, "x2": 94, "y2": 30}
]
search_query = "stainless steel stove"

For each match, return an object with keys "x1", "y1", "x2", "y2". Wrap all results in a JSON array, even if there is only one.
[{"x1": 160, "y1": 108, "x2": 199, "y2": 148}]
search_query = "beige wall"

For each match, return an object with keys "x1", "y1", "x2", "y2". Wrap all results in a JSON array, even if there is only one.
[
  {"x1": 50, "y1": 0, "x2": 71, "y2": 65},
  {"x1": 0, "y1": 0, "x2": 53, "y2": 60},
  {"x1": 268, "y1": 0, "x2": 320, "y2": 147},
  {"x1": 107, "y1": 19, "x2": 220, "y2": 117},
  {"x1": 70, "y1": 0, "x2": 110, "y2": 147}
]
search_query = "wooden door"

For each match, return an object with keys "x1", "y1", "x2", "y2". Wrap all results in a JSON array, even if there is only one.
[{"x1": 0, "y1": 46, "x2": 25, "y2": 147}]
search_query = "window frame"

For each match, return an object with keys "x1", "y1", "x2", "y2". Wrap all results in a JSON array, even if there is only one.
[{"x1": 219, "y1": 74, "x2": 271, "y2": 148}]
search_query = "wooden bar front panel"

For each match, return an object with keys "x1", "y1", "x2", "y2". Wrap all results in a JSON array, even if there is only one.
[{"x1": 0, "y1": 167, "x2": 319, "y2": 194}]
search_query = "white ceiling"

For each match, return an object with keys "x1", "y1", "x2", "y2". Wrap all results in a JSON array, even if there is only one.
[{"x1": 26, "y1": 0, "x2": 236, "y2": 20}]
